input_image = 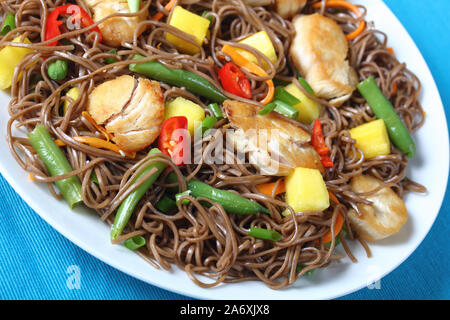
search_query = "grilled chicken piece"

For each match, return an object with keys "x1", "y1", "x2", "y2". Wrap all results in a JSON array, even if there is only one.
[
  {"x1": 275, "y1": 0, "x2": 307, "y2": 18},
  {"x1": 87, "y1": 75, "x2": 165, "y2": 152},
  {"x1": 83, "y1": 0, "x2": 147, "y2": 47},
  {"x1": 347, "y1": 175, "x2": 408, "y2": 242},
  {"x1": 290, "y1": 13, "x2": 358, "y2": 106},
  {"x1": 223, "y1": 100, "x2": 323, "y2": 176},
  {"x1": 243, "y1": 0, "x2": 306, "y2": 18}
]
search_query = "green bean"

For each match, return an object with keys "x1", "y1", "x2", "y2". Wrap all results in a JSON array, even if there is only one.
[
  {"x1": 129, "y1": 55, "x2": 227, "y2": 103},
  {"x1": 186, "y1": 180, "x2": 270, "y2": 215},
  {"x1": 248, "y1": 227, "x2": 282, "y2": 241},
  {"x1": 110, "y1": 149, "x2": 167, "y2": 240},
  {"x1": 357, "y1": 76, "x2": 416, "y2": 158},
  {"x1": 28, "y1": 125, "x2": 82, "y2": 209}
]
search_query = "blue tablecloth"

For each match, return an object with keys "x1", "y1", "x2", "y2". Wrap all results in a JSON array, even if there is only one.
[{"x1": 1, "y1": 0, "x2": 449, "y2": 300}]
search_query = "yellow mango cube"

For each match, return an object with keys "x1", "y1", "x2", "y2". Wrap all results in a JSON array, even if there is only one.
[
  {"x1": 63, "y1": 87, "x2": 80, "y2": 114},
  {"x1": 284, "y1": 83, "x2": 321, "y2": 124},
  {"x1": 165, "y1": 97, "x2": 205, "y2": 136},
  {"x1": 349, "y1": 119, "x2": 391, "y2": 159},
  {"x1": 236, "y1": 31, "x2": 277, "y2": 69},
  {"x1": 0, "y1": 36, "x2": 34, "y2": 90},
  {"x1": 285, "y1": 167, "x2": 330, "y2": 214},
  {"x1": 166, "y1": 6, "x2": 211, "y2": 55}
]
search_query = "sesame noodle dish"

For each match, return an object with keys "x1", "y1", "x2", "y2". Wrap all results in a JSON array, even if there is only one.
[{"x1": 0, "y1": 0, "x2": 427, "y2": 289}]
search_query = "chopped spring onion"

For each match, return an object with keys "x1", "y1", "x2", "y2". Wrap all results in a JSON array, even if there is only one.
[
  {"x1": 207, "y1": 103, "x2": 223, "y2": 119},
  {"x1": 124, "y1": 236, "x2": 146, "y2": 251},
  {"x1": 155, "y1": 195, "x2": 177, "y2": 213},
  {"x1": 1, "y1": 13, "x2": 16, "y2": 36},
  {"x1": 175, "y1": 190, "x2": 192, "y2": 205},
  {"x1": 273, "y1": 99, "x2": 299, "y2": 119},
  {"x1": 127, "y1": 0, "x2": 140, "y2": 13},
  {"x1": 105, "y1": 49, "x2": 118, "y2": 64},
  {"x1": 257, "y1": 102, "x2": 277, "y2": 115},
  {"x1": 274, "y1": 87, "x2": 301, "y2": 106},
  {"x1": 298, "y1": 76, "x2": 315, "y2": 95}
]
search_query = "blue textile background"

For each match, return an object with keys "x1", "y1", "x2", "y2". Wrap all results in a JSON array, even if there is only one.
[{"x1": 0, "y1": 0, "x2": 449, "y2": 300}]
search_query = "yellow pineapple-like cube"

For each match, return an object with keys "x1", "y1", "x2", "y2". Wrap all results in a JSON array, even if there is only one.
[
  {"x1": 236, "y1": 31, "x2": 277, "y2": 69},
  {"x1": 284, "y1": 83, "x2": 321, "y2": 124},
  {"x1": 166, "y1": 6, "x2": 211, "y2": 55},
  {"x1": 349, "y1": 119, "x2": 391, "y2": 159},
  {"x1": 285, "y1": 167, "x2": 330, "y2": 214},
  {"x1": 165, "y1": 97, "x2": 205, "y2": 136}
]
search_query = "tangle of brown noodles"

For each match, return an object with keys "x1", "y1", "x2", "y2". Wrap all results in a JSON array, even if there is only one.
[{"x1": 1, "y1": 0, "x2": 426, "y2": 289}]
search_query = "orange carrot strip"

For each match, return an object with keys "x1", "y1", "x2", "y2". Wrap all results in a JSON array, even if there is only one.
[
  {"x1": 221, "y1": 44, "x2": 274, "y2": 105},
  {"x1": 392, "y1": 81, "x2": 398, "y2": 96},
  {"x1": 257, "y1": 179, "x2": 286, "y2": 197},
  {"x1": 54, "y1": 137, "x2": 135, "y2": 158},
  {"x1": 152, "y1": 0, "x2": 176, "y2": 21},
  {"x1": 313, "y1": 0, "x2": 366, "y2": 41},
  {"x1": 322, "y1": 191, "x2": 344, "y2": 244},
  {"x1": 387, "y1": 47, "x2": 394, "y2": 54},
  {"x1": 81, "y1": 111, "x2": 113, "y2": 142}
]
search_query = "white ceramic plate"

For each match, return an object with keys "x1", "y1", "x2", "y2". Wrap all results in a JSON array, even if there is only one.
[{"x1": 0, "y1": 0, "x2": 448, "y2": 300}]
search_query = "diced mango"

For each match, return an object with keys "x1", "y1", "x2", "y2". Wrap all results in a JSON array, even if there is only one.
[
  {"x1": 0, "y1": 36, "x2": 34, "y2": 90},
  {"x1": 349, "y1": 119, "x2": 391, "y2": 159},
  {"x1": 285, "y1": 167, "x2": 330, "y2": 213},
  {"x1": 166, "y1": 6, "x2": 211, "y2": 55},
  {"x1": 284, "y1": 83, "x2": 321, "y2": 124},
  {"x1": 63, "y1": 87, "x2": 80, "y2": 114},
  {"x1": 164, "y1": 97, "x2": 205, "y2": 136},
  {"x1": 236, "y1": 31, "x2": 277, "y2": 69}
]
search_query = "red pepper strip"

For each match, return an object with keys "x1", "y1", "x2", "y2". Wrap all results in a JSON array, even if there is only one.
[
  {"x1": 311, "y1": 119, "x2": 334, "y2": 168},
  {"x1": 158, "y1": 116, "x2": 189, "y2": 166},
  {"x1": 218, "y1": 62, "x2": 252, "y2": 99},
  {"x1": 45, "y1": 4, "x2": 102, "y2": 47}
]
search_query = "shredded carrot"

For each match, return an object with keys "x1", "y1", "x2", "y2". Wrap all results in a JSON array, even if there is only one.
[
  {"x1": 387, "y1": 47, "x2": 394, "y2": 54},
  {"x1": 313, "y1": 0, "x2": 366, "y2": 41},
  {"x1": 28, "y1": 173, "x2": 36, "y2": 181},
  {"x1": 256, "y1": 179, "x2": 286, "y2": 197},
  {"x1": 54, "y1": 137, "x2": 135, "y2": 158},
  {"x1": 392, "y1": 81, "x2": 398, "y2": 96},
  {"x1": 54, "y1": 139, "x2": 66, "y2": 147},
  {"x1": 152, "y1": 0, "x2": 176, "y2": 21},
  {"x1": 221, "y1": 44, "x2": 275, "y2": 105},
  {"x1": 321, "y1": 191, "x2": 344, "y2": 244},
  {"x1": 81, "y1": 111, "x2": 113, "y2": 142}
]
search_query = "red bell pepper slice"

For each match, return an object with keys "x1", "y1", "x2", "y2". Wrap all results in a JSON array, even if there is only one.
[
  {"x1": 311, "y1": 119, "x2": 334, "y2": 168},
  {"x1": 158, "y1": 116, "x2": 190, "y2": 166},
  {"x1": 218, "y1": 62, "x2": 252, "y2": 99},
  {"x1": 45, "y1": 4, "x2": 102, "y2": 47}
]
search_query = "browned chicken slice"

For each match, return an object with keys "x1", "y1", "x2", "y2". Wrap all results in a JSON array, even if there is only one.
[
  {"x1": 347, "y1": 175, "x2": 408, "y2": 242},
  {"x1": 83, "y1": 0, "x2": 147, "y2": 47},
  {"x1": 223, "y1": 100, "x2": 323, "y2": 176},
  {"x1": 87, "y1": 75, "x2": 165, "y2": 152},
  {"x1": 243, "y1": 0, "x2": 306, "y2": 18},
  {"x1": 275, "y1": 0, "x2": 307, "y2": 18},
  {"x1": 290, "y1": 13, "x2": 358, "y2": 106}
]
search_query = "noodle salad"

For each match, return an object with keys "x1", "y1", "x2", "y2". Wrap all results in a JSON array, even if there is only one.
[{"x1": 0, "y1": 0, "x2": 426, "y2": 289}]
